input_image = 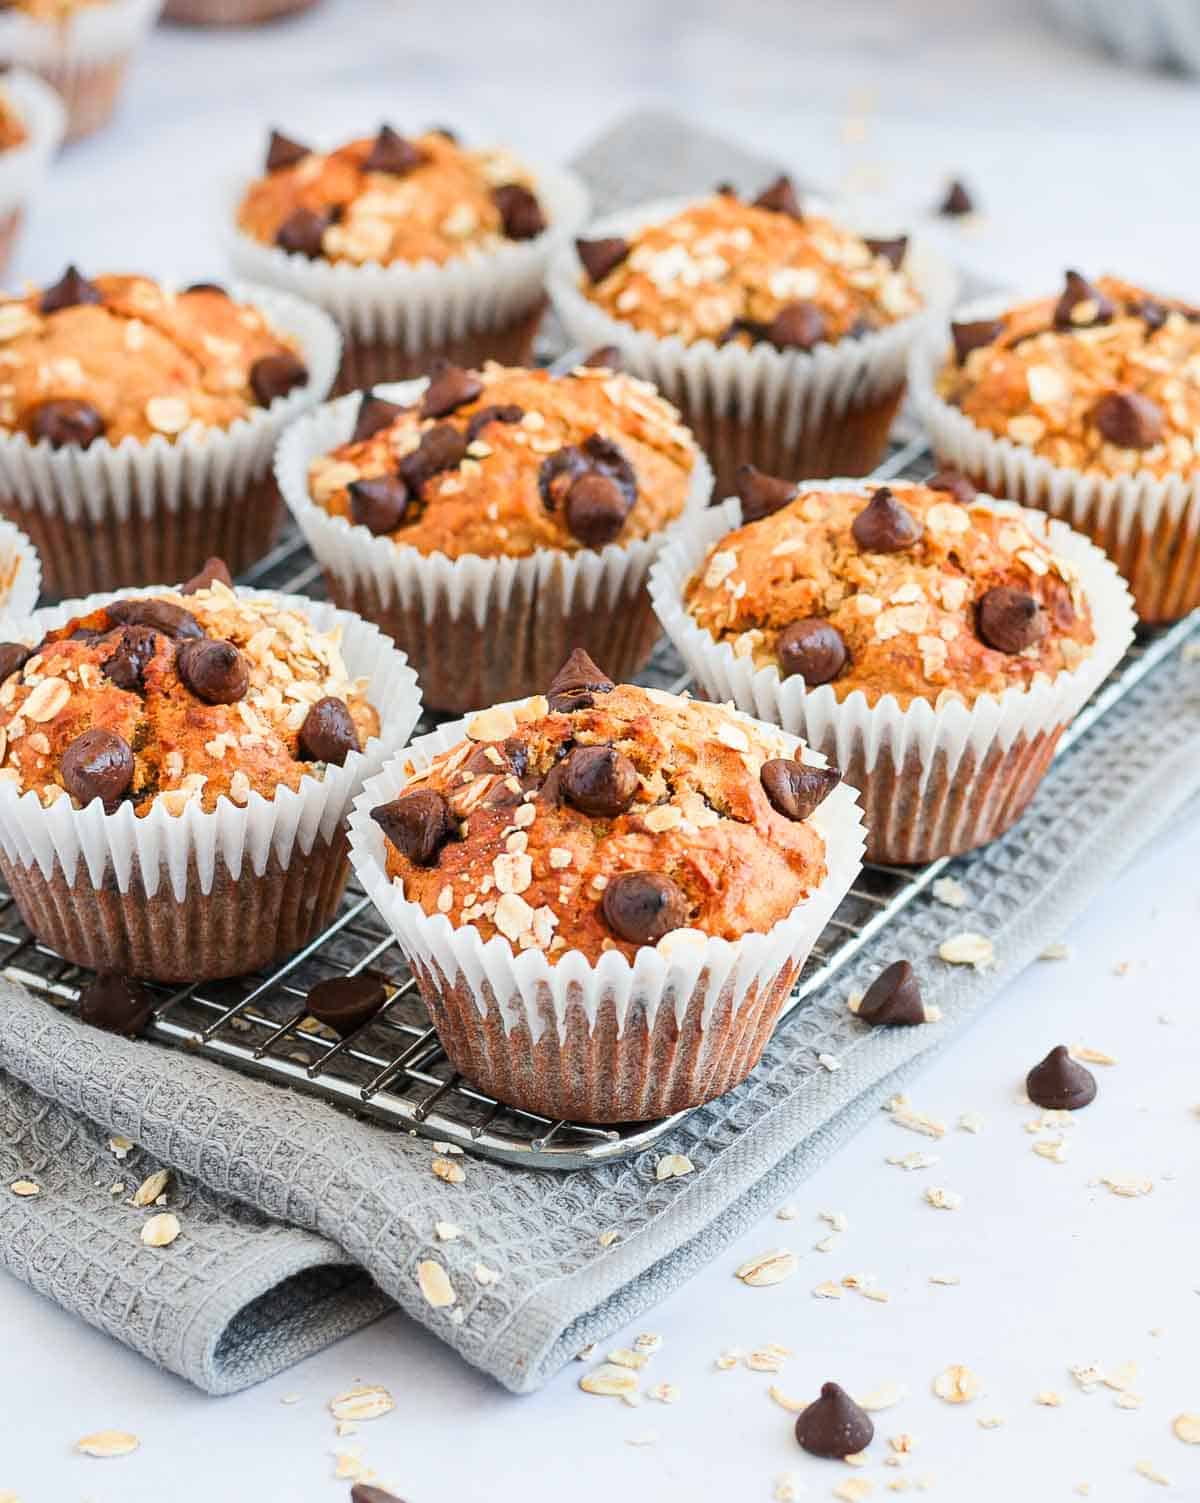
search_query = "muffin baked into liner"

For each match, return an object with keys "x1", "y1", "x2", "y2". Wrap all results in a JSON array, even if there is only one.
[
  {"x1": 275, "y1": 379, "x2": 713, "y2": 713},
  {"x1": 0, "y1": 281, "x2": 340, "y2": 600},
  {"x1": 0, "y1": 71, "x2": 65, "y2": 278},
  {"x1": 548, "y1": 196, "x2": 957, "y2": 498},
  {"x1": 912, "y1": 293, "x2": 1200, "y2": 625},
  {"x1": 649, "y1": 484, "x2": 1136, "y2": 864},
  {"x1": 0, "y1": 586, "x2": 421, "y2": 982},
  {"x1": 164, "y1": 0, "x2": 317, "y2": 22},
  {"x1": 348, "y1": 704, "x2": 864, "y2": 1123},
  {"x1": 0, "y1": 515, "x2": 40, "y2": 622}
]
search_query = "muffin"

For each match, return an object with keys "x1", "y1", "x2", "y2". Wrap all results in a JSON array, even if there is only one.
[
  {"x1": 0, "y1": 575, "x2": 420, "y2": 980},
  {"x1": 0, "y1": 0, "x2": 161, "y2": 141},
  {"x1": 548, "y1": 180, "x2": 956, "y2": 496},
  {"x1": 0, "y1": 70, "x2": 63, "y2": 280},
  {"x1": 231, "y1": 124, "x2": 588, "y2": 394},
  {"x1": 0, "y1": 268, "x2": 340, "y2": 598},
  {"x1": 164, "y1": 0, "x2": 316, "y2": 23},
  {"x1": 275, "y1": 358, "x2": 711, "y2": 713},
  {"x1": 913, "y1": 272, "x2": 1200, "y2": 623},
  {"x1": 348, "y1": 651, "x2": 864, "y2": 1121},
  {"x1": 649, "y1": 476, "x2": 1135, "y2": 863},
  {"x1": 0, "y1": 514, "x2": 39, "y2": 620}
]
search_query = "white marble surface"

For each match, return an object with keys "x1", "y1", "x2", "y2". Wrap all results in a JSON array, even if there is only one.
[{"x1": 2, "y1": 3, "x2": 1199, "y2": 1499}]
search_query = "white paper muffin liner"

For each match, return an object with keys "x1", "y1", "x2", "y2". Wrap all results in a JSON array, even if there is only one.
[
  {"x1": 0, "y1": 279, "x2": 341, "y2": 600},
  {"x1": 0, "y1": 583, "x2": 421, "y2": 981},
  {"x1": 275, "y1": 377, "x2": 714, "y2": 713},
  {"x1": 0, "y1": 515, "x2": 40, "y2": 622},
  {"x1": 0, "y1": 70, "x2": 65, "y2": 274},
  {"x1": 348, "y1": 700, "x2": 865, "y2": 1121},
  {"x1": 649, "y1": 483, "x2": 1136, "y2": 864},
  {"x1": 911, "y1": 293, "x2": 1200, "y2": 624},
  {"x1": 547, "y1": 195, "x2": 959, "y2": 495}
]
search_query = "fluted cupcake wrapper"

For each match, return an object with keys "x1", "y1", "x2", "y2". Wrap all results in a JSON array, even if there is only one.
[
  {"x1": 274, "y1": 380, "x2": 713, "y2": 713},
  {"x1": 347, "y1": 705, "x2": 865, "y2": 1123},
  {"x1": 164, "y1": 0, "x2": 317, "y2": 22},
  {"x1": 648, "y1": 485, "x2": 1136, "y2": 864},
  {"x1": 0, "y1": 72, "x2": 65, "y2": 277},
  {"x1": 0, "y1": 585, "x2": 421, "y2": 982},
  {"x1": 910, "y1": 294, "x2": 1200, "y2": 625},
  {"x1": 0, "y1": 515, "x2": 40, "y2": 623}
]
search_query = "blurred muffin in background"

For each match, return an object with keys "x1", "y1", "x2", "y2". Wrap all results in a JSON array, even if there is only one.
[
  {"x1": 0, "y1": 69, "x2": 64, "y2": 276},
  {"x1": 163, "y1": 0, "x2": 318, "y2": 24}
]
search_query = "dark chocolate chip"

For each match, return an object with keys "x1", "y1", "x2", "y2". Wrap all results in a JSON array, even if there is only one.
[
  {"x1": 30, "y1": 398, "x2": 105, "y2": 450},
  {"x1": 181, "y1": 556, "x2": 233, "y2": 595},
  {"x1": 349, "y1": 475, "x2": 411, "y2": 534},
  {"x1": 107, "y1": 598, "x2": 204, "y2": 640},
  {"x1": 575, "y1": 236, "x2": 629, "y2": 284},
  {"x1": 428, "y1": 124, "x2": 458, "y2": 143},
  {"x1": 546, "y1": 647, "x2": 614, "y2": 712},
  {"x1": 977, "y1": 586, "x2": 1047, "y2": 654},
  {"x1": 399, "y1": 424, "x2": 466, "y2": 492},
  {"x1": 851, "y1": 486, "x2": 923, "y2": 553},
  {"x1": 1054, "y1": 270, "x2": 1114, "y2": 330},
  {"x1": 753, "y1": 174, "x2": 803, "y2": 219},
  {"x1": 465, "y1": 403, "x2": 523, "y2": 443},
  {"x1": 299, "y1": 696, "x2": 361, "y2": 766},
  {"x1": 601, "y1": 871, "x2": 689, "y2": 945},
  {"x1": 539, "y1": 445, "x2": 588, "y2": 511},
  {"x1": 79, "y1": 972, "x2": 156, "y2": 1037},
  {"x1": 352, "y1": 391, "x2": 408, "y2": 445},
  {"x1": 493, "y1": 182, "x2": 546, "y2": 240},
  {"x1": 760, "y1": 757, "x2": 841, "y2": 821},
  {"x1": 714, "y1": 180, "x2": 738, "y2": 197},
  {"x1": 1026, "y1": 1044, "x2": 1096, "y2": 1111},
  {"x1": 776, "y1": 619, "x2": 847, "y2": 685},
  {"x1": 1093, "y1": 390, "x2": 1163, "y2": 450},
  {"x1": 938, "y1": 178, "x2": 975, "y2": 217},
  {"x1": 719, "y1": 316, "x2": 769, "y2": 347},
  {"x1": 184, "y1": 281, "x2": 228, "y2": 297},
  {"x1": 101, "y1": 625, "x2": 157, "y2": 693},
  {"x1": 1127, "y1": 296, "x2": 1167, "y2": 332},
  {"x1": 565, "y1": 472, "x2": 632, "y2": 547},
  {"x1": 561, "y1": 744, "x2": 639, "y2": 817},
  {"x1": 951, "y1": 318, "x2": 1004, "y2": 365},
  {"x1": 40, "y1": 265, "x2": 101, "y2": 315},
  {"x1": 735, "y1": 464, "x2": 795, "y2": 523},
  {"x1": 265, "y1": 128, "x2": 311, "y2": 172},
  {"x1": 581, "y1": 433, "x2": 637, "y2": 508},
  {"x1": 857, "y1": 959, "x2": 925, "y2": 1026},
  {"x1": 177, "y1": 639, "x2": 250, "y2": 705},
  {"x1": 795, "y1": 1382, "x2": 875, "y2": 1459},
  {"x1": 421, "y1": 363, "x2": 483, "y2": 419},
  {"x1": 581, "y1": 345, "x2": 623, "y2": 371},
  {"x1": 351, "y1": 1486, "x2": 408, "y2": 1503},
  {"x1": 0, "y1": 642, "x2": 31, "y2": 682},
  {"x1": 250, "y1": 352, "x2": 308, "y2": 406},
  {"x1": 305, "y1": 973, "x2": 388, "y2": 1037},
  {"x1": 927, "y1": 467, "x2": 977, "y2": 504},
  {"x1": 767, "y1": 300, "x2": 826, "y2": 351},
  {"x1": 371, "y1": 788, "x2": 456, "y2": 866},
  {"x1": 865, "y1": 235, "x2": 908, "y2": 270},
  {"x1": 364, "y1": 124, "x2": 425, "y2": 176},
  {"x1": 275, "y1": 207, "x2": 334, "y2": 258},
  {"x1": 61, "y1": 727, "x2": 134, "y2": 809}
]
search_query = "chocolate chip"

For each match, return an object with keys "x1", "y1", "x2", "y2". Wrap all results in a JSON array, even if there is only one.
[
  {"x1": 951, "y1": 318, "x2": 1004, "y2": 365},
  {"x1": 581, "y1": 433, "x2": 637, "y2": 507},
  {"x1": 938, "y1": 178, "x2": 974, "y2": 216},
  {"x1": 349, "y1": 475, "x2": 411, "y2": 534},
  {"x1": 719, "y1": 316, "x2": 769, "y2": 347},
  {"x1": 561, "y1": 744, "x2": 639, "y2": 817},
  {"x1": 776, "y1": 619, "x2": 847, "y2": 684},
  {"x1": 40, "y1": 265, "x2": 102, "y2": 315},
  {"x1": 265, "y1": 128, "x2": 310, "y2": 172},
  {"x1": 351, "y1": 1486, "x2": 408, "y2": 1503},
  {"x1": 493, "y1": 183, "x2": 546, "y2": 240},
  {"x1": 428, "y1": 124, "x2": 458, "y2": 143},
  {"x1": 714, "y1": 181, "x2": 738, "y2": 197},
  {"x1": 857, "y1": 959, "x2": 925, "y2": 1026},
  {"x1": 760, "y1": 758, "x2": 840, "y2": 821},
  {"x1": 107, "y1": 598, "x2": 204, "y2": 640},
  {"x1": 101, "y1": 625, "x2": 157, "y2": 693},
  {"x1": 927, "y1": 467, "x2": 977, "y2": 505},
  {"x1": 753, "y1": 174, "x2": 803, "y2": 219},
  {"x1": 371, "y1": 788, "x2": 456, "y2": 866},
  {"x1": 1054, "y1": 270, "x2": 1114, "y2": 330},
  {"x1": 177, "y1": 639, "x2": 250, "y2": 705},
  {"x1": 275, "y1": 207, "x2": 334, "y2": 258},
  {"x1": 364, "y1": 124, "x2": 425, "y2": 176},
  {"x1": 767, "y1": 300, "x2": 826, "y2": 351},
  {"x1": 1026, "y1": 1044, "x2": 1096, "y2": 1110},
  {"x1": 61, "y1": 727, "x2": 134, "y2": 809},
  {"x1": 352, "y1": 391, "x2": 408, "y2": 444},
  {"x1": 181, "y1": 556, "x2": 233, "y2": 595},
  {"x1": 547, "y1": 647, "x2": 614, "y2": 712},
  {"x1": 184, "y1": 281, "x2": 228, "y2": 297},
  {"x1": 566, "y1": 472, "x2": 632, "y2": 547},
  {"x1": 575, "y1": 236, "x2": 630, "y2": 284},
  {"x1": 250, "y1": 352, "x2": 308, "y2": 406},
  {"x1": 1093, "y1": 390, "x2": 1163, "y2": 450},
  {"x1": 865, "y1": 235, "x2": 908, "y2": 270},
  {"x1": 539, "y1": 446, "x2": 588, "y2": 511},
  {"x1": 1127, "y1": 296, "x2": 1167, "y2": 332},
  {"x1": 735, "y1": 464, "x2": 795, "y2": 523},
  {"x1": 795, "y1": 1382, "x2": 875, "y2": 1459},
  {"x1": 30, "y1": 398, "x2": 105, "y2": 450},
  {"x1": 399, "y1": 424, "x2": 466, "y2": 492},
  {"x1": 299, "y1": 696, "x2": 361, "y2": 766},
  {"x1": 851, "y1": 486, "x2": 923, "y2": 553},
  {"x1": 305, "y1": 973, "x2": 388, "y2": 1036},
  {"x1": 421, "y1": 362, "x2": 483, "y2": 419},
  {"x1": 0, "y1": 642, "x2": 31, "y2": 682},
  {"x1": 601, "y1": 871, "x2": 689, "y2": 945},
  {"x1": 977, "y1": 586, "x2": 1047, "y2": 654},
  {"x1": 79, "y1": 972, "x2": 155, "y2": 1037},
  {"x1": 465, "y1": 403, "x2": 523, "y2": 443}
]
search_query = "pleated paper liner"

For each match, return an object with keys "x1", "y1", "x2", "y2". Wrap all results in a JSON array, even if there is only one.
[
  {"x1": 0, "y1": 72, "x2": 66, "y2": 279},
  {"x1": 0, "y1": 516, "x2": 40, "y2": 623}
]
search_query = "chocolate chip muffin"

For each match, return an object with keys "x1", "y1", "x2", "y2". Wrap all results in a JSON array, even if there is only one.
[
  {"x1": 0, "y1": 70, "x2": 63, "y2": 285},
  {"x1": 349, "y1": 650, "x2": 864, "y2": 1121},
  {"x1": 277, "y1": 361, "x2": 710, "y2": 713},
  {"x1": 163, "y1": 0, "x2": 318, "y2": 24}
]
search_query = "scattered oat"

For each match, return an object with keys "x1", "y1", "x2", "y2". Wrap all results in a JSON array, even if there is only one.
[
  {"x1": 1135, "y1": 1460, "x2": 1171, "y2": 1486},
  {"x1": 655, "y1": 1153, "x2": 694, "y2": 1181},
  {"x1": 747, "y1": 1344, "x2": 792, "y2": 1374},
  {"x1": 431, "y1": 1156, "x2": 465, "y2": 1185},
  {"x1": 1173, "y1": 1413, "x2": 1200, "y2": 1444},
  {"x1": 887, "y1": 1151, "x2": 939, "y2": 1171},
  {"x1": 859, "y1": 1382, "x2": 907, "y2": 1412},
  {"x1": 929, "y1": 1273, "x2": 960, "y2": 1286},
  {"x1": 1033, "y1": 1137, "x2": 1069, "y2": 1163},
  {"x1": 416, "y1": 1259, "x2": 456, "y2": 1309},
  {"x1": 813, "y1": 1280, "x2": 844, "y2": 1300},
  {"x1": 977, "y1": 1415, "x2": 1005, "y2": 1429},
  {"x1": 773, "y1": 1474, "x2": 799, "y2": 1501},
  {"x1": 474, "y1": 1262, "x2": 501, "y2": 1287},
  {"x1": 1040, "y1": 943, "x2": 1071, "y2": 961},
  {"x1": 633, "y1": 1332, "x2": 661, "y2": 1355},
  {"x1": 833, "y1": 1479, "x2": 874, "y2": 1502},
  {"x1": 580, "y1": 1364, "x2": 639, "y2": 1398},
  {"x1": 1072, "y1": 1044, "x2": 1118, "y2": 1066},
  {"x1": 818, "y1": 1052, "x2": 842, "y2": 1072},
  {"x1": 76, "y1": 1430, "x2": 139, "y2": 1458},
  {"x1": 140, "y1": 1212, "x2": 180, "y2": 1248},
  {"x1": 648, "y1": 1381, "x2": 679, "y2": 1404},
  {"x1": 608, "y1": 1348, "x2": 649, "y2": 1372},
  {"x1": 433, "y1": 1220, "x2": 461, "y2": 1242},
  {"x1": 735, "y1": 1249, "x2": 798, "y2": 1287},
  {"x1": 1035, "y1": 1390, "x2": 1064, "y2": 1407},
  {"x1": 280, "y1": 1393, "x2": 301, "y2": 1405},
  {"x1": 9, "y1": 1179, "x2": 39, "y2": 1197},
  {"x1": 938, "y1": 932, "x2": 993, "y2": 968},
  {"x1": 132, "y1": 1169, "x2": 170, "y2": 1207},
  {"x1": 931, "y1": 877, "x2": 967, "y2": 909},
  {"x1": 958, "y1": 1112, "x2": 984, "y2": 1134},
  {"x1": 776, "y1": 1203, "x2": 799, "y2": 1221},
  {"x1": 625, "y1": 1430, "x2": 658, "y2": 1447},
  {"x1": 715, "y1": 1350, "x2": 742, "y2": 1371},
  {"x1": 598, "y1": 1228, "x2": 619, "y2": 1247},
  {"x1": 1101, "y1": 1176, "x2": 1153, "y2": 1198},
  {"x1": 329, "y1": 1385, "x2": 394, "y2": 1423},
  {"x1": 889, "y1": 1433, "x2": 916, "y2": 1455},
  {"x1": 934, "y1": 1365, "x2": 981, "y2": 1404},
  {"x1": 885, "y1": 1096, "x2": 946, "y2": 1139},
  {"x1": 767, "y1": 1385, "x2": 808, "y2": 1414},
  {"x1": 1115, "y1": 1392, "x2": 1144, "y2": 1410},
  {"x1": 924, "y1": 1186, "x2": 962, "y2": 1211},
  {"x1": 331, "y1": 1449, "x2": 372, "y2": 1482}
]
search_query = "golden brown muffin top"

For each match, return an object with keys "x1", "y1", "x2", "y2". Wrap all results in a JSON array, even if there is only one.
[
  {"x1": 1, "y1": 0, "x2": 108, "y2": 18},
  {"x1": 372, "y1": 654, "x2": 835, "y2": 963},
  {"x1": 936, "y1": 272, "x2": 1200, "y2": 479},
  {"x1": 684, "y1": 478, "x2": 1095, "y2": 709},
  {"x1": 0, "y1": 87, "x2": 27, "y2": 151},
  {"x1": 0, "y1": 269, "x2": 309, "y2": 448},
  {"x1": 307, "y1": 360, "x2": 698, "y2": 559},
  {"x1": 0, "y1": 576, "x2": 379, "y2": 816},
  {"x1": 577, "y1": 180, "x2": 921, "y2": 350},
  {"x1": 236, "y1": 126, "x2": 547, "y2": 268}
]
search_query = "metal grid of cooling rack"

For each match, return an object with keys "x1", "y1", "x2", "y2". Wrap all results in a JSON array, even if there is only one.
[{"x1": 1, "y1": 433, "x2": 1195, "y2": 1169}]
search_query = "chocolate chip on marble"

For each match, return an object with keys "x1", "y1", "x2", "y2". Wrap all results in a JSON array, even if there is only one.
[
  {"x1": 927, "y1": 467, "x2": 977, "y2": 505},
  {"x1": 575, "y1": 236, "x2": 630, "y2": 284},
  {"x1": 1054, "y1": 270, "x2": 1114, "y2": 330},
  {"x1": 601, "y1": 871, "x2": 689, "y2": 945},
  {"x1": 275, "y1": 207, "x2": 334, "y2": 258},
  {"x1": 352, "y1": 391, "x2": 408, "y2": 445},
  {"x1": 265, "y1": 128, "x2": 311, "y2": 172},
  {"x1": 30, "y1": 398, "x2": 105, "y2": 450},
  {"x1": 760, "y1": 758, "x2": 840, "y2": 822},
  {"x1": 1026, "y1": 1044, "x2": 1096, "y2": 1110},
  {"x1": 177, "y1": 639, "x2": 250, "y2": 705},
  {"x1": 851, "y1": 486, "x2": 923, "y2": 553},
  {"x1": 767, "y1": 300, "x2": 826, "y2": 351},
  {"x1": 581, "y1": 345, "x2": 623, "y2": 371},
  {"x1": 349, "y1": 475, "x2": 411, "y2": 534},
  {"x1": 61, "y1": 727, "x2": 134, "y2": 809},
  {"x1": 734, "y1": 464, "x2": 796, "y2": 523},
  {"x1": 181, "y1": 556, "x2": 233, "y2": 595},
  {"x1": 775, "y1": 619, "x2": 847, "y2": 685},
  {"x1": 566, "y1": 472, "x2": 631, "y2": 547},
  {"x1": 546, "y1": 647, "x2": 615, "y2": 713},
  {"x1": 465, "y1": 403, "x2": 523, "y2": 443},
  {"x1": 79, "y1": 972, "x2": 156, "y2": 1038},
  {"x1": 371, "y1": 788, "x2": 456, "y2": 866},
  {"x1": 305, "y1": 973, "x2": 388, "y2": 1036},
  {"x1": 865, "y1": 235, "x2": 908, "y2": 270},
  {"x1": 250, "y1": 352, "x2": 308, "y2": 406},
  {"x1": 493, "y1": 183, "x2": 546, "y2": 240},
  {"x1": 753, "y1": 174, "x2": 803, "y2": 219},
  {"x1": 857, "y1": 959, "x2": 926, "y2": 1026},
  {"x1": 363, "y1": 124, "x2": 425, "y2": 176},
  {"x1": 107, "y1": 598, "x2": 204, "y2": 640},
  {"x1": 399, "y1": 424, "x2": 467, "y2": 492},
  {"x1": 976, "y1": 586, "x2": 1047, "y2": 654},
  {"x1": 795, "y1": 1382, "x2": 875, "y2": 1459},
  {"x1": 40, "y1": 265, "x2": 101, "y2": 315},
  {"x1": 298, "y1": 696, "x2": 361, "y2": 766},
  {"x1": 1093, "y1": 390, "x2": 1163, "y2": 450},
  {"x1": 421, "y1": 362, "x2": 483, "y2": 419},
  {"x1": 561, "y1": 744, "x2": 639, "y2": 817},
  {"x1": 101, "y1": 625, "x2": 158, "y2": 693},
  {"x1": 0, "y1": 642, "x2": 31, "y2": 682},
  {"x1": 951, "y1": 317, "x2": 1004, "y2": 365},
  {"x1": 937, "y1": 178, "x2": 975, "y2": 217}
]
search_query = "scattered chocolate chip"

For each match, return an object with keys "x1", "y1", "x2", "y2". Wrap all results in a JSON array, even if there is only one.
[
  {"x1": 352, "y1": 391, "x2": 408, "y2": 444},
  {"x1": 851, "y1": 486, "x2": 923, "y2": 553},
  {"x1": 546, "y1": 647, "x2": 614, "y2": 713},
  {"x1": 29, "y1": 398, "x2": 105, "y2": 450},
  {"x1": 1054, "y1": 270, "x2": 1114, "y2": 330},
  {"x1": 927, "y1": 467, "x2": 977, "y2": 505},
  {"x1": 566, "y1": 472, "x2": 631, "y2": 547},
  {"x1": 753, "y1": 174, "x2": 803, "y2": 219},
  {"x1": 581, "y1": 344, "x2": 623, "y2": 371},
  {"x1": 250, "y1": 351, "x2": 308, "y2": 406},
  {"x1": 1127, "y1": 296, "x2": 1167, "y2": 332},
  {"x1": 601, "y1": 871, "x2": 689, "y2": 945},
  {"x1": 305, "y1": 973, "x2": 388, "y2": 1036},
  {"x1": 775, "y1": 619, "x2": 847, "y2": 685},
  {"x1": 107, "y1": 598, "x2": 204, "y2": 640},
  {"x1": 575, "y1": 236, "x2": 629, "y2": 284},
  {"x1": 0, "y1": 642, "x2": 31, "y2": 682},
  {"x1": 421, "y1": 362, "x2": 483, "y2": 419},
  {"x1": 101, "y1": 625, "x2": 157, "y2": 693},
  {"x1": 493, "y1": 183, "x2": 546, "y2": 240},
  {"x1": 275, "y1": 207, "x2": 334, "y2": 258},
  {"x1": 181, "y1": 556, "x2": 233, "y2": 595},
  {"x1": 372, "y1": 788, "x2": 456, "y2": 866},
  {"x1": 40, "y1": 265, "x2": 102, "y2": 315},
  {"x1": 351, "y1": 1486, "x2": 407, "y2": 1503},
  {"x1": 299, "y1": 696, "x2": 361, "y2": 766},
  {"x1": 465, "y1": 403, "x2": 523, "y2": 443},
  {"x1": 857, "y1": 959, "x2": 925, "y2": 1026},
  {"x1": 79, "y1": 972, "x2": 156, "y2": 1037},
  {"x1": 938, "y1": 179, "x2": 975, "y2": 217},
  {"x1": 977, "y1": 586, "x2": 1047, "y2": 654},
  {"x1": 177, "y1": 639, "x2": 250, "y2": 705},
  {"x1": 951, "y1": 317, "x2": 1004, "y2": 365},
  {"x1": 760, "y1": 758, "x2": 840, "y2": 821},
  {"x1": 865, "y1": 235, "x2": 908, "y2": 270},
  {"x1": 561, "y1": 744, "x2": 639, "y2": 817},
  {"x1": 795, "y1": 1382, "x2": 875, "y2": 1459},
  {"x1": 399, "y1": 424, "x2": 466, "y2": 493},
  {"x1": 1093, "y1": 390, "x2": 1163, "y2": 450},
  {"x1": 735, "y1": 464, "x2": 795, "y2": 523},
  {"x1": 349, "y1": 475, "x2": 411, "y2": 534},
  {"x1": 767, "y1": 300, "x2": 826, "y2": 351},
  {"x1": 61, "y1": 727, "x2": 134, "y2": 809},
  {"x1": 364, "y1": 124, "x2": 425, "y2": 176},
  {"x1": 1026, "y1": 1044, "x2": 1096, "y2": 1110},
  {"x1": 183, "y1": 281, "x2": 228, "y2": 297},
  {"x1": 265, "y1": 128, "x2": 310, "y2": 172}
]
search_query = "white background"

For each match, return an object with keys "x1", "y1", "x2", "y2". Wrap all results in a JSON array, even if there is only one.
[{"x1": 2, "y1": 1, "x2": 1199, "y2": 1499}]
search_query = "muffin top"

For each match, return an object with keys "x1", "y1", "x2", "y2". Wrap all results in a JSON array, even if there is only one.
[
  {"x1": 307, "y1": 359, "x2": 698, "y2": 559},
  {"x1": 684, "y1": 477, "x2": 1095, "y2": 709},
  {"x1": 0, "y1": 269, "x2": 309, "y2": 448},
  {"x1": 0, "y1": 87, "x2": 27, "y2": 152},
  {"x1": 936, "y1": 272, "x2": 1200, "y2": 479},
  {"x1": 0, "y1": 571, "x2": 379, "y2": 816},
  {"x1": 576, "y1": 178, "x2": 922, "y2": 350},
  {"x1": 0, "y1": 1, "x2": 107, "y2": 18},
  {"x1": 237, "y1": 125, "x2": 548, "y2": 268}
]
